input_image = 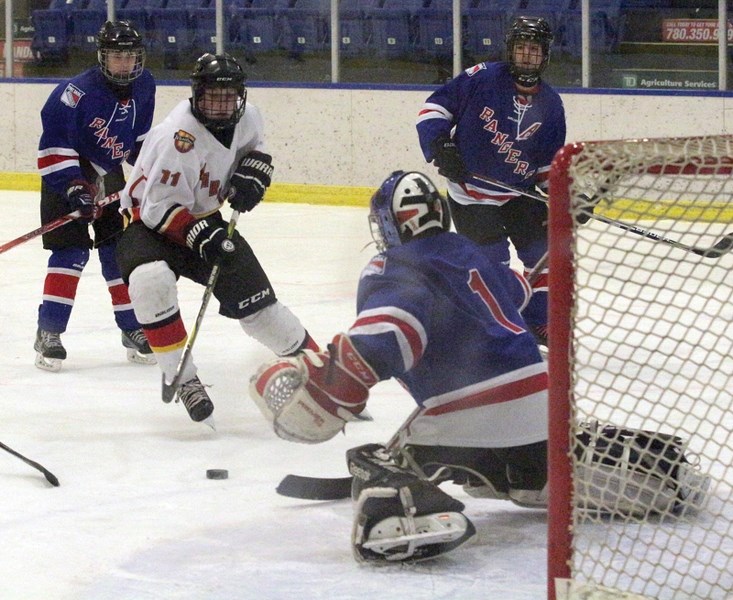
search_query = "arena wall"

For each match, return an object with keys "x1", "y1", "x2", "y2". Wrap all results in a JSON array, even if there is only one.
[{"x1": 2, "y1": 81, "x2": 733, "y2": 205}]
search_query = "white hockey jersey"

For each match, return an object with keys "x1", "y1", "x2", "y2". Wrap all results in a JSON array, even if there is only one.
[{"x1": 121, "y1": 98, "x2": 268, "y2": 242}]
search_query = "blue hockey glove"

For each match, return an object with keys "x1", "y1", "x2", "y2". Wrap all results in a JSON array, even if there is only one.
[{"x1": 66, "y1": 180, "x2": 99, "y2": 224}]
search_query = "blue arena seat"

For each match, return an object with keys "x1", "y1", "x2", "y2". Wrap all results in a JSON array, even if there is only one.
[
  {"x1": 31, "y1": 9, "x2": 70, "y2": 61},
  {"x1": 281, "y1": 0, "x2": 331, "y2": 54},
  {"x1": 148, "y1": 7, "x2": 193, "y2": 67},
  {"x1": 230, "y1": 7, "x2": 281, "y2": 55},
  {"x1": 463, "y1": 7, "x2": 511, "y2": 62},
  {"x1": 414, "y1": 7, "x2": 453, "y2": 58},
  {"x1": 190, "y1": 8, "x2": 219, "y2": 54},
  {"x1": 562, "y1": 0, "x2": 625, "y2": 57},
  {"x1": 70, "y1": 9, "x2": 107, "y2": 52},
  {"x1": 364, "y1": 4, "x2": 414, "y2": 58},
  {"x1": 338, "y1": 2, "x2": 369, "y2": 56}
]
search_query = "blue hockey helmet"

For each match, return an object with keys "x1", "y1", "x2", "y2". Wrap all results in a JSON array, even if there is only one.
[{"x1": 369, "y1": 171, "x2": 450, "y2": 252}]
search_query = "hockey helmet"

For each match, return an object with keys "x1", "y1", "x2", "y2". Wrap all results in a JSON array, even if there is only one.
[
  {"x1": 505, "y1": 16, "x2": 553, "y2": 87},
  {"x1": 190, "y1": 53, "x2": 247, "y2": 130},
  {"x1": 96, "y1": 20, "x2": 146, "y2": 84},
  {"x1": 369, "y1": 171, "x2": 450, "y2": 252}
]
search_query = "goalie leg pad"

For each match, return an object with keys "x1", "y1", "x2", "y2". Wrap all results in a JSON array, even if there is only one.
[
  {"x1": 347, "y1": 443, "x2": 475, "y2": 562},
  {"x1": 574, "y1": 422, "x2": 710, "y2": 517}
]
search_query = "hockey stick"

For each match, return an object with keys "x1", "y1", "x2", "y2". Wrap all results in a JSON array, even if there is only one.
[
  {"x1": 162, "y1": 210, "x2": 241, "y2": 404},
  {"x1": 0, "y1": 192, "x2": 121, "y2": 255},
  {"x1": 0, "y1": 440, "x2": 60, "y2": 486},
  {"x1": 470, "y1": 173, "x2": 733, "y2": 259},
  {"x1": 275, "y1": 254, "x2": 550, "y2": 501},
  {"x1": 277, "y1": 406, "x2": 423, "y2": 501}
]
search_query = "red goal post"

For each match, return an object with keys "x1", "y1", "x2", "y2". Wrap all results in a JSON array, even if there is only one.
[{"x1": 546, "y1": 135, "x2": 733, "y2": 600}]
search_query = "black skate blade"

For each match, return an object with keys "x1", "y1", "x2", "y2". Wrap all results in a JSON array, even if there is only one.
[{"x1": 276, "y1": 474, "x2": 353, "y2": 500}]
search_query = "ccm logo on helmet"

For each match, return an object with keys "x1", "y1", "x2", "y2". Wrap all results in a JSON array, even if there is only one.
[{"x1": 237, "y1": 288, "x2": 271, "y2": 309}]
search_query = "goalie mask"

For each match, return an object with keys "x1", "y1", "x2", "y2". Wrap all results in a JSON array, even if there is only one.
[
  {"x1": 505, "y1": 16, "x2": 553, "y2": 88},
  {"x1": 96, "y1": 20, "x2": 146, "y2": 85},
  {"x1": 190, "y1": 53, "x2": 247, "y2": 131},
  {"x1": 369, "y1": 171, "x2": 450, "y2": 252}
]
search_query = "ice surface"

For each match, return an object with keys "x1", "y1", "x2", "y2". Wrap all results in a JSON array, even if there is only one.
[{"x1": 0, "y1": 192, "x2": 547, "y2": 600}]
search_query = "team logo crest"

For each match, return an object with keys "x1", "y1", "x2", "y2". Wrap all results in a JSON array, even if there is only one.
[
  {"x1": 60, "y1": 83, "x2": 85, "y2": 108},
  {"x1": 361, "y1": 255, "x2": 386, "y2": 279},
  {"x1": 173, "y1": 130, "x2": 195, "y2": 153}
]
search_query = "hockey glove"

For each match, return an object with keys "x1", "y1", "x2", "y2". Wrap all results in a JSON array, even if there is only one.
[
  {"x1": 66, "y1": 180, "x2": 99, "y2": 225},
  {"x1": 430, "y1": 135, "x2": 468, "y2": 183},
  {"x1": 228, "y1": 151, "x2": 274, "y2": 213},
  {"x1": 250, "y1": 333, "x2": 378, "y2": 443},
  {"x1": 184, "y1": 218, "x2": 236, "y2": 267}
]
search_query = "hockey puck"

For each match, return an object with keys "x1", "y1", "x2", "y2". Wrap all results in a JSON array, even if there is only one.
[{"x1": 206, "y1": 469, "x2": 229, "y2": 480}]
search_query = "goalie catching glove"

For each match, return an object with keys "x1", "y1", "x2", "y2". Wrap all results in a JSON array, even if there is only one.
[{"x1": 249, "y1": 333, "x2": 378, "y2": 443}]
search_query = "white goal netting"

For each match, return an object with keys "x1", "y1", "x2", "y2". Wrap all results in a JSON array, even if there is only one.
[{"x1": 547, "y1": 136, "x2": 733, "y2": 600}]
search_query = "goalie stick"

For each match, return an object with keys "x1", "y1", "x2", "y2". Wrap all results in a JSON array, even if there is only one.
[
  {"x1": 275, "y1": 256, "x2": 550, "y2": 501},
  {"x1": 470, "y1": 173, "x2": 733, "y2": 259},
  {"x1": 0, "y1": 440, "x2": 59, "y2": 487},
  {"x1": 277, "y1": 406, "x2": 422, "y2": 501},
  {"x1": 0, "y1": 192, "x2": 121, "y2": 255}
]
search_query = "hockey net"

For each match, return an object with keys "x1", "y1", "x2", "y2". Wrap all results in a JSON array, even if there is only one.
[{"x1": 547, "y1": 135, "x2": 733, "y2": 600}]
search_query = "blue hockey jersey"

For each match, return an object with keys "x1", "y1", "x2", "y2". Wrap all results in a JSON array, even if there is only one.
[
  {"x1": 348, "y1": 232, "x2": 547, "y2": 448},
  {"x1": 37, "y1": 67, "x2": 156, "y2": 195},
  {"x1": 416, "y1": 61, "x2": 565, "y2": 206}
]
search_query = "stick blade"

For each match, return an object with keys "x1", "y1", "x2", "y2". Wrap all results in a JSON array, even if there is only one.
[
  {"x1": 705, "y1": 231, "x2": 733, "y2": 258},
  {"x1": 276, "y1": 474, "x2": 353, "y2": 501},
  {"x1": 44, "y1": 471, "x2": 60, "y2": 487}
]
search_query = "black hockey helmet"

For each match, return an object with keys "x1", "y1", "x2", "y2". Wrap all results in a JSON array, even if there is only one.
[
  {"x1": 369, "y1": 171, "x2": 450, "y2": 252},
  {"x1": 505, "y1": 16, "x2": 553, "y2": 87},
  {"x1": 96, "y1": 20, "x2": 145, "y2": 84},
  {"x1": 190, "y1": 53, "x2": 247, "y2": 131}
]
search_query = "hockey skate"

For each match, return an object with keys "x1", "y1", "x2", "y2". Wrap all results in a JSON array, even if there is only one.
[
  {"x1": 121, "y1": 329, "x2": 156, "y2": 365},
  {"x1": 177, "y1": 376, "x2": 215, "y2": 427},
  {"x1": 34, "y1": 328, "x2": 66, "y2": 372}
]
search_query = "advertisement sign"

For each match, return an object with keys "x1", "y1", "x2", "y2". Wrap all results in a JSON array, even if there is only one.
[
  {"x1": 619, "y1": 70, "x2": 718, "y2": 90},
  {"x1": 662, "y1": 19, "x2": 733, "y2": 43},
  {"x1": 0, "y1": 40, "x2": 34, "y2": 77}
]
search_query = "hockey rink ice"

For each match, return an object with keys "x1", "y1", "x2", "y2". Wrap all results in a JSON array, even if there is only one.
[
  {"x1": 1, "y1": 190, "x2": 550, "y2": 600},
  {"x1": 1, "y1": 190, "x2": 731, "y2": 599}
]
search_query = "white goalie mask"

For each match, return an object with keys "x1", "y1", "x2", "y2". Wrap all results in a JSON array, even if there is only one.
[{"x1": 369, "y1": 171, "x2": 450, "y2": 252}]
